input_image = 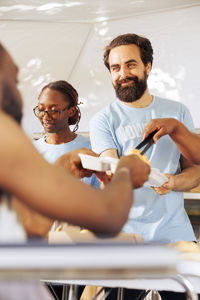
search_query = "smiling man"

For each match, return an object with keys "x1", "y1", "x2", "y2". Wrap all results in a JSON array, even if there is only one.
[
  {"x1": 90, "y1": 33, "x2": 200, "y2": 243},
  {"x1": 90, "y1": 32, "x2": 200, "y2": 300},
  {"x1": 108, "y1": 44, "x2": 150, "y2": 106}
]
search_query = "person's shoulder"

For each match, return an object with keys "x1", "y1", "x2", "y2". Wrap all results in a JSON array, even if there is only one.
[
  {"x1": 90, "y1": 102, "x2": 115, "y2": 123},
  {"x1": 93, "y1": 104, "x2": 111, "y2": 116},
  {"x1": 155, "y1": 96, "x2": 183, "y2": 106},
  {"x1": 155, "y1": 96, "x2": 188, "y2": 110},
  {"x1": 155, "y1": 96, "x2": 179, "y2": 105},
  {"x1": 76, "y1": 133, "x2": 90, "y2": 142},
  {"x1": 75, "y1": 134, "x2": 91, "y2": 148}
]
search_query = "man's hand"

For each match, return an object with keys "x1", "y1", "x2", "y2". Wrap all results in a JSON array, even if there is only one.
[
  {"x1": 143, "y1": 118, "x2": 179, "y2": 143},
  {"x1": 152, "y1": 173, "x2": 174, "y2": 195},
  {"x1": 116, "y1": 155, "x2": 150, "y2": 188}
]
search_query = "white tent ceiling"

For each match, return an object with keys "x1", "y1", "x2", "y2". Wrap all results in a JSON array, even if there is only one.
[
  {"x1": 0, "y1": 1, "x2": 200, "y2": 135},
  {"x1": 0, "y1": 0, "x2": 199, "y2": 22}
]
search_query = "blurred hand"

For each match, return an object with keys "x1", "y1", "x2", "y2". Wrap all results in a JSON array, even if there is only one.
[
  {"x1": 152, "y1": 173, "x2": 174, "y2": 195},
  {"x1": 116, "y1": 155, "x2": 150, "y2": 188},
  {"x1": 143, "y1": 118, "x2": 179, "y2": 143},
  {"x1": 55, "y1": 148, "x2": 98, "y2": 179},
  {"x1": 95, "y1": 171, "x2": 112, "y2": 186}
]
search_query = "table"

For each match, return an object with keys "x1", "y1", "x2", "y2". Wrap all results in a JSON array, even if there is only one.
[
  {"x1": 0, "y1": 242, "x2": 198, "y2": 300},
  {"x1": 184, "y1": 192, "x2": 200, "y2": 241},
  {"x1": 184, "y1": 193, "x2": 200, "y2": 201},
  {"x1": 57, "y1": 260, "x2": 200, "y2": 299}
]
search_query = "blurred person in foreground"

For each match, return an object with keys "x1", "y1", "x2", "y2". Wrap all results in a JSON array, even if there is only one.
[{"x1": 0, "y1": 42, "x2": 150, "y2": 299}]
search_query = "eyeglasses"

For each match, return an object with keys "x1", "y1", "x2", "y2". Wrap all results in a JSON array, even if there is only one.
[{"x1": 33, "y1": 106, "x2": 68, "y2": 119}]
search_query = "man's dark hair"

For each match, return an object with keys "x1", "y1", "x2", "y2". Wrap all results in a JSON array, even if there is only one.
[
  {"x1": 39, "y1": 80, "x2": 81, "y2": 132},
  {"x1": 104, "y1": 33, "x2": 153, "y2": 70}
]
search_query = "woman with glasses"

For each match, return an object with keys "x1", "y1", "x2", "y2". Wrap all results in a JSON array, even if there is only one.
[
  {"x1": 32, "y1": 80, "x2": 100, "y2": 214},
  {"x1": 15, "y1": 81, "x2": 100, "y2": 238},
  {"x1": 33, "y1": 80, "x2": 100, "y2": 299},
  {"x1": 33, "y1": 80, "x2": 98, "y2": 176}
]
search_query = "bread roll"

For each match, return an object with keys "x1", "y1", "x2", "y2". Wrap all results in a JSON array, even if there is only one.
[{"x1": 126, "y1": 148, "x2": 150, "y2": 165}]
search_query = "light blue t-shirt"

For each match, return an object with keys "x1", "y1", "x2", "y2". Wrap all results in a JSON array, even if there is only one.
[
  {"x1": 33, "y1": 134, "x2": 100, "y2": 188},
  {"x1": 90, "y1": 96, "x2": 196, "y2": 243}
]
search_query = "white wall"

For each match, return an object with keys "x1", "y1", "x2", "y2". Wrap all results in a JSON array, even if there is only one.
[{"x1": 0, "y1": 5, "x2": 199, "y2": 136}]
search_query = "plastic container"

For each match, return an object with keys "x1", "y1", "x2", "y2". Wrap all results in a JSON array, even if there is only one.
[
  {"x1": 79, "y1": 154, "x2": 168, "y2": 187},
  {"x1": 144, "y1": 168, "x2": 168, "y2": 187},
  {"x1": 79, "y1": 154, "x2": 118, "y2": 173}
]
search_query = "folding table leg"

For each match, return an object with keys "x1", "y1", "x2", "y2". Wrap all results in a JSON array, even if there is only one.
[
  {"x1": 135, "y1": 289, "x2": 151, "y2": 300},
  {"x1": 62, "y1": 284, "x2": 70, "y2": 300},
  {"x1": 62, "y1": 284, "x2": 79, "y2": 300},
  {"x1": 117, "y1": 288, "x2": 124, "y2": 300},
  {"x1": 171, "y1": 274, "x2": 198, "y2": 300},
  {"x1": 92, "y1": 287, "x2": 113, "y2": 300}
]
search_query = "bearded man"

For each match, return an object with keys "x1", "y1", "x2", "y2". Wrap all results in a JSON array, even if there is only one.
[
  {"x1": 90, "y1": 33, "x2": 200, "y2": 244},
  {"x1": 90, "y1": 33, "x2": 200, "y2": 300}
]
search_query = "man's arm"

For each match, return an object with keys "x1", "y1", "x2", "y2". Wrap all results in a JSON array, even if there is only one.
[
  {"x1": 175, "y1": 156, "x2": 200, "y2": 191},
  {"x1": 0, "y1": 112, "x2": 149, "y2": 235},
  {"x1": 152, "y1": 155, "x2": 200, "y2": 195},
  {"x1": 143, "y1": 118, "x2": 200, "y2": 164},
  {"x1": 100, "y1": 149, "x2": 119, "y2": 159}
]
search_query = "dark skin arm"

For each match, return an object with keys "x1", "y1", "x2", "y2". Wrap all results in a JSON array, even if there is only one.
[
  {"x1": 15, "y1": 149, "x2": 110, "y2": 238},
  {"x1": 143, "y1": 118, "x2": 200, "y2": 164}
]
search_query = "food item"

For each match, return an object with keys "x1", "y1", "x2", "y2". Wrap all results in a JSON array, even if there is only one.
[
  {"x1": 126, "y1": 148, "x2": 150, "y2": 165},
  {"x1": 168, "y1": 240, "x2": 200, "y2": 253},
  {"x1": 167, "y1": 240, "x2": 200, "y2": 261},
  {"x1": 80, "y1": 229, "x2": 90, "y2": 234}
]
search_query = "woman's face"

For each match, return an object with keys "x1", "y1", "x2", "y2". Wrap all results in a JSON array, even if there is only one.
[{"x1": 38, "y1": 88, "x2": 72, "y2": 133}]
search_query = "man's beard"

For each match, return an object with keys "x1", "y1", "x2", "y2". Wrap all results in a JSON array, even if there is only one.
[
  {"x1": 114, "y1": 72, "x2": 147, "y2": 103},
  {"x1": 2, "y1": 84, "x2": 22, "y2": 124}
]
